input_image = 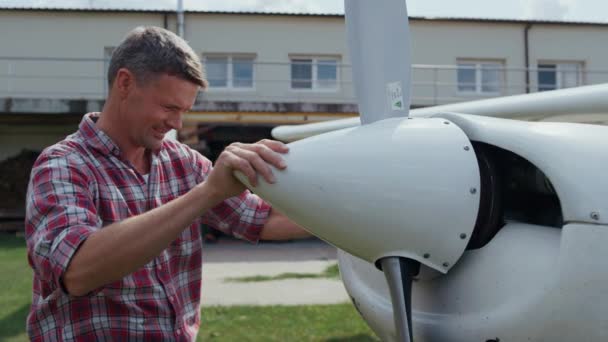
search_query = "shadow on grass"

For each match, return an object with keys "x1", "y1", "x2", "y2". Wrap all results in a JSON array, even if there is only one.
[
  {"x1": 325, "y1": 334, "x2": 379, "y2": 341},
  {"x1": 0, "y1": 234, "x2": 27, "y2": 250},
  {"x1": 0, "y1": 303, "x2": 29, "y2": 340}
]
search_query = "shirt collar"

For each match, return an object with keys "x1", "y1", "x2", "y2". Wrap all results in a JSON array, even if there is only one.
[
  {"x1": 79, "y1": 112, "x2": 122, "y2": 157},
  {"x1": 79, "y1": 112, "x2": 165, "y2": 158}
]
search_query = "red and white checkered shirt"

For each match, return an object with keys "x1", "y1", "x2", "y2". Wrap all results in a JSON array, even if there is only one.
[{"x1": 25, "y1": 112, "x2": 271, "y2": 341}]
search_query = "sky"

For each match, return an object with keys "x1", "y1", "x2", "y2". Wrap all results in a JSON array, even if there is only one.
[{"x1": 196, "y1": 0, "x2": 608, "y2": 23}]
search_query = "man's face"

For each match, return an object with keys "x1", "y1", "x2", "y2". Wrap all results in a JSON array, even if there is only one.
[{"x1": 121, "y1": 72, "x2": 199, "y2": 150}]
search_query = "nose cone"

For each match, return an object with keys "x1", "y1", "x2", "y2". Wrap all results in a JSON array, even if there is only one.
[{"x1": 237, "y1": 117, "x2": 480, "y2": 272}]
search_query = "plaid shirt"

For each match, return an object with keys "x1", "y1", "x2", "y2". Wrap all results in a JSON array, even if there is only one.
[{"x1": 25, "y1": 112, "x2": 271, "y2": 341}]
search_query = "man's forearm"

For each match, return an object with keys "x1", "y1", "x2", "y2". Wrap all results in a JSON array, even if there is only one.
[
  {"x1": 63, "y1": 183, "x2": 222, "y2": 296},
  {"x1": 260, "y1": 209, "x2": 311, "y2": 240}
]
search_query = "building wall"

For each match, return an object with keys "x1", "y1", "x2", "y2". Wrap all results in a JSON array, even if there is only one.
[
  {"x1": 2, "y1": 11, "x2": 608, "y2": 106},
  {"x1": 184, "y1": 14, "x2": 352, "y2": 104},
  {"x1": 528, "y1": 25, "x2": 608, "y2": 87},
  {"x1": 2, "y1": 10, "x2": 608, "y2": 163},
  {"x1": 0, "y1": 10, "x2": 165, "y2": 99},
  {"x1": 410, "y1": 20, "x2": 527, "y2": 105}
]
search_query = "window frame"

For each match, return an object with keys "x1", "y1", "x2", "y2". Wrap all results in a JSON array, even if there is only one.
[
  {"x1": 456, "y1": 59, "x2": 505, "y2": 96},
  {"x1": 537, "y1": 60, "x2": 584, "y2": 92},
  {"x1": 103, "y1": 46, "x2": 116, "y2": 96},
  {"x1": 289, "y1": 56, "x2": 340, "y2": 92},
  {"x1": 203, "y1": 54, "x2": 256, "y2": 91}
]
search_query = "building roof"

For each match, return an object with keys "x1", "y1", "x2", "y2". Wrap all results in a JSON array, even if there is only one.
[
  {"x1": 0, "y1": 0, "x2": 173, "y2": 13},
  {"x1": 0, "y1": 0, "x2": 343, "y2": 14},
  {"x1": 2, "y1": 0, "x2": 608, "y2": 26}
]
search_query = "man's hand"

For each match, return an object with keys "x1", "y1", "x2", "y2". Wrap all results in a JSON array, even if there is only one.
[{"x1": 203, "y1": 139, "x2": 289, "y2": 203}]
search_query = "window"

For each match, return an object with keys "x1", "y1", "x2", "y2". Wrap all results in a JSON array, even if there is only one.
[
  {"x1": 290, "y1": 57, "x2": 339, "y2": 90},
  {"x1": 457, "y1": 60, "x2": 504, "y2": 94},
  {"x1": 204, "y1": 55, "x2": 255, "y2": 89},
  {"x1": 538, "y1": 62, "x2": 583, "y2": 91}
]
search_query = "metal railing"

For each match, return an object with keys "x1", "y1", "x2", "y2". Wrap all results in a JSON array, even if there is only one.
[{"x1": 2, "y1": 57, "x2": 608, "y2": 106}]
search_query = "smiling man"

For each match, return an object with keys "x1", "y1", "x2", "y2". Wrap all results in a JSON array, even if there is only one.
[{"x1": 25, "y1": 26, "x2": 308, "y2": 341}]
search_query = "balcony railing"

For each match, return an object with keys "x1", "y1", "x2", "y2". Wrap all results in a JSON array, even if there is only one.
[{"x1": 2, "y1": 57, "x2": 608, "y2": 107}]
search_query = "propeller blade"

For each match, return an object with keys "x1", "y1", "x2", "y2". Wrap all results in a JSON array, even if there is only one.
[
  {"x1": 345, "y1": 0, "x2": 411, "y2": 124},
  {"x1": 381, "y1": 257, "x2": 419, "y2": 342},
  {"x1": 271, "y1": 83, "x2": 608, "y2": 142}
]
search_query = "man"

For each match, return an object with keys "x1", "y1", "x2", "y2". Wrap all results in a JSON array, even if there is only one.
[{"x1": 25, "y1": 26, "x2": 308, "y2": 341}]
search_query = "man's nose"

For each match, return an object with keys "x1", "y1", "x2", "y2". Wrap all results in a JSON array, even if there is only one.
[{"x1": 166, "y1": 114, "x2": 183, "y2": 130}]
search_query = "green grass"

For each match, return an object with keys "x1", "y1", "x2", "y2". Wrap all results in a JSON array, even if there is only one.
[
  {"x1": 225, "y1": 263, "x2": 340, "y2": 283},
  {"x1": 0, "y1": 235, "x2": 32, "y2": 342},
  {"x1": 199, "y1": 305, "x2": 379, "y2": 341},
  {"x1": 0, "y1": 235, "x2": 378, "y2": 341}
]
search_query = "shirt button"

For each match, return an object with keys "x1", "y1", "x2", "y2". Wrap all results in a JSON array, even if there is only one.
[
  {"x1": 176, "y1": 329, "x2": 182, "y2": 336},
  {"x1": 157, "y1": 263, "x2": 162, "y2": 270}
]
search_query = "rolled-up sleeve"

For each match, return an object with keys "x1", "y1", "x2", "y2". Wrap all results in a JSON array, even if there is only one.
[
  {"x1": 202, "y1": 191, "x2": 271, "y2": 243},
  {"x1": 25, "y1": 151, "x2": 100, "y2": 293},
  {"x1": 185, "y1": 144, "x2": 271, "y2": 243}
]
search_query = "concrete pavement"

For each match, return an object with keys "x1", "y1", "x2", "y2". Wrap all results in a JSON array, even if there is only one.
[{"x1": 201, "y1": 238, "x2": 351, "y2": 306}]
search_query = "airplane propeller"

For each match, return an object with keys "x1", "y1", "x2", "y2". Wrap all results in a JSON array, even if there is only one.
[
  {"x1": 346, "y1": 1, "x2": 416, "y2": 340},
  {"x1": 241, "y1": 1, "x2": 608, "y2": 340},
  {"x1": 237, "y1": 1, "x2": 431, "y2": 341}
]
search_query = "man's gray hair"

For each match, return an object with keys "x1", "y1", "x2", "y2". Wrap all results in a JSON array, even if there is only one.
[{"x1": 108, "y1": 26, "x2": 207, "y2": 89}]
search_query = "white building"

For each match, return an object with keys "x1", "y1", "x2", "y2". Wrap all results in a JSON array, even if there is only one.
[{"x1": 1, "y1": 2, "x2": 608, "y2": 161}]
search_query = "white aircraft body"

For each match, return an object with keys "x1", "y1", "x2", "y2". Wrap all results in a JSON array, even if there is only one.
[{"x1": 235, "y1": 1, "x2": 608, "y2": 341}]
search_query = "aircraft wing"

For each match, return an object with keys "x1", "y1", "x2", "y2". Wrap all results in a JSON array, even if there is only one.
[{"x1": 272, "y1": 83, "x2": 608, "y2": 142}]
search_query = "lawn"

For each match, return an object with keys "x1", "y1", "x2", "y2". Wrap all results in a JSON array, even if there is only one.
[
  {"x1": 0, "y1": 234, "x2": 378, "y2": 341},
  {"x1": 199, "y1": 305, "x2": 378, "y2": 341},
  {"x1": 0, "y1": 234, "x2": 31, "y2": 342}
]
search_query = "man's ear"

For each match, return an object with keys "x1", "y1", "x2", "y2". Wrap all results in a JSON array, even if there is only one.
[{"x1": 113, "y1": 68, "x2": 136, "y2": 99}]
